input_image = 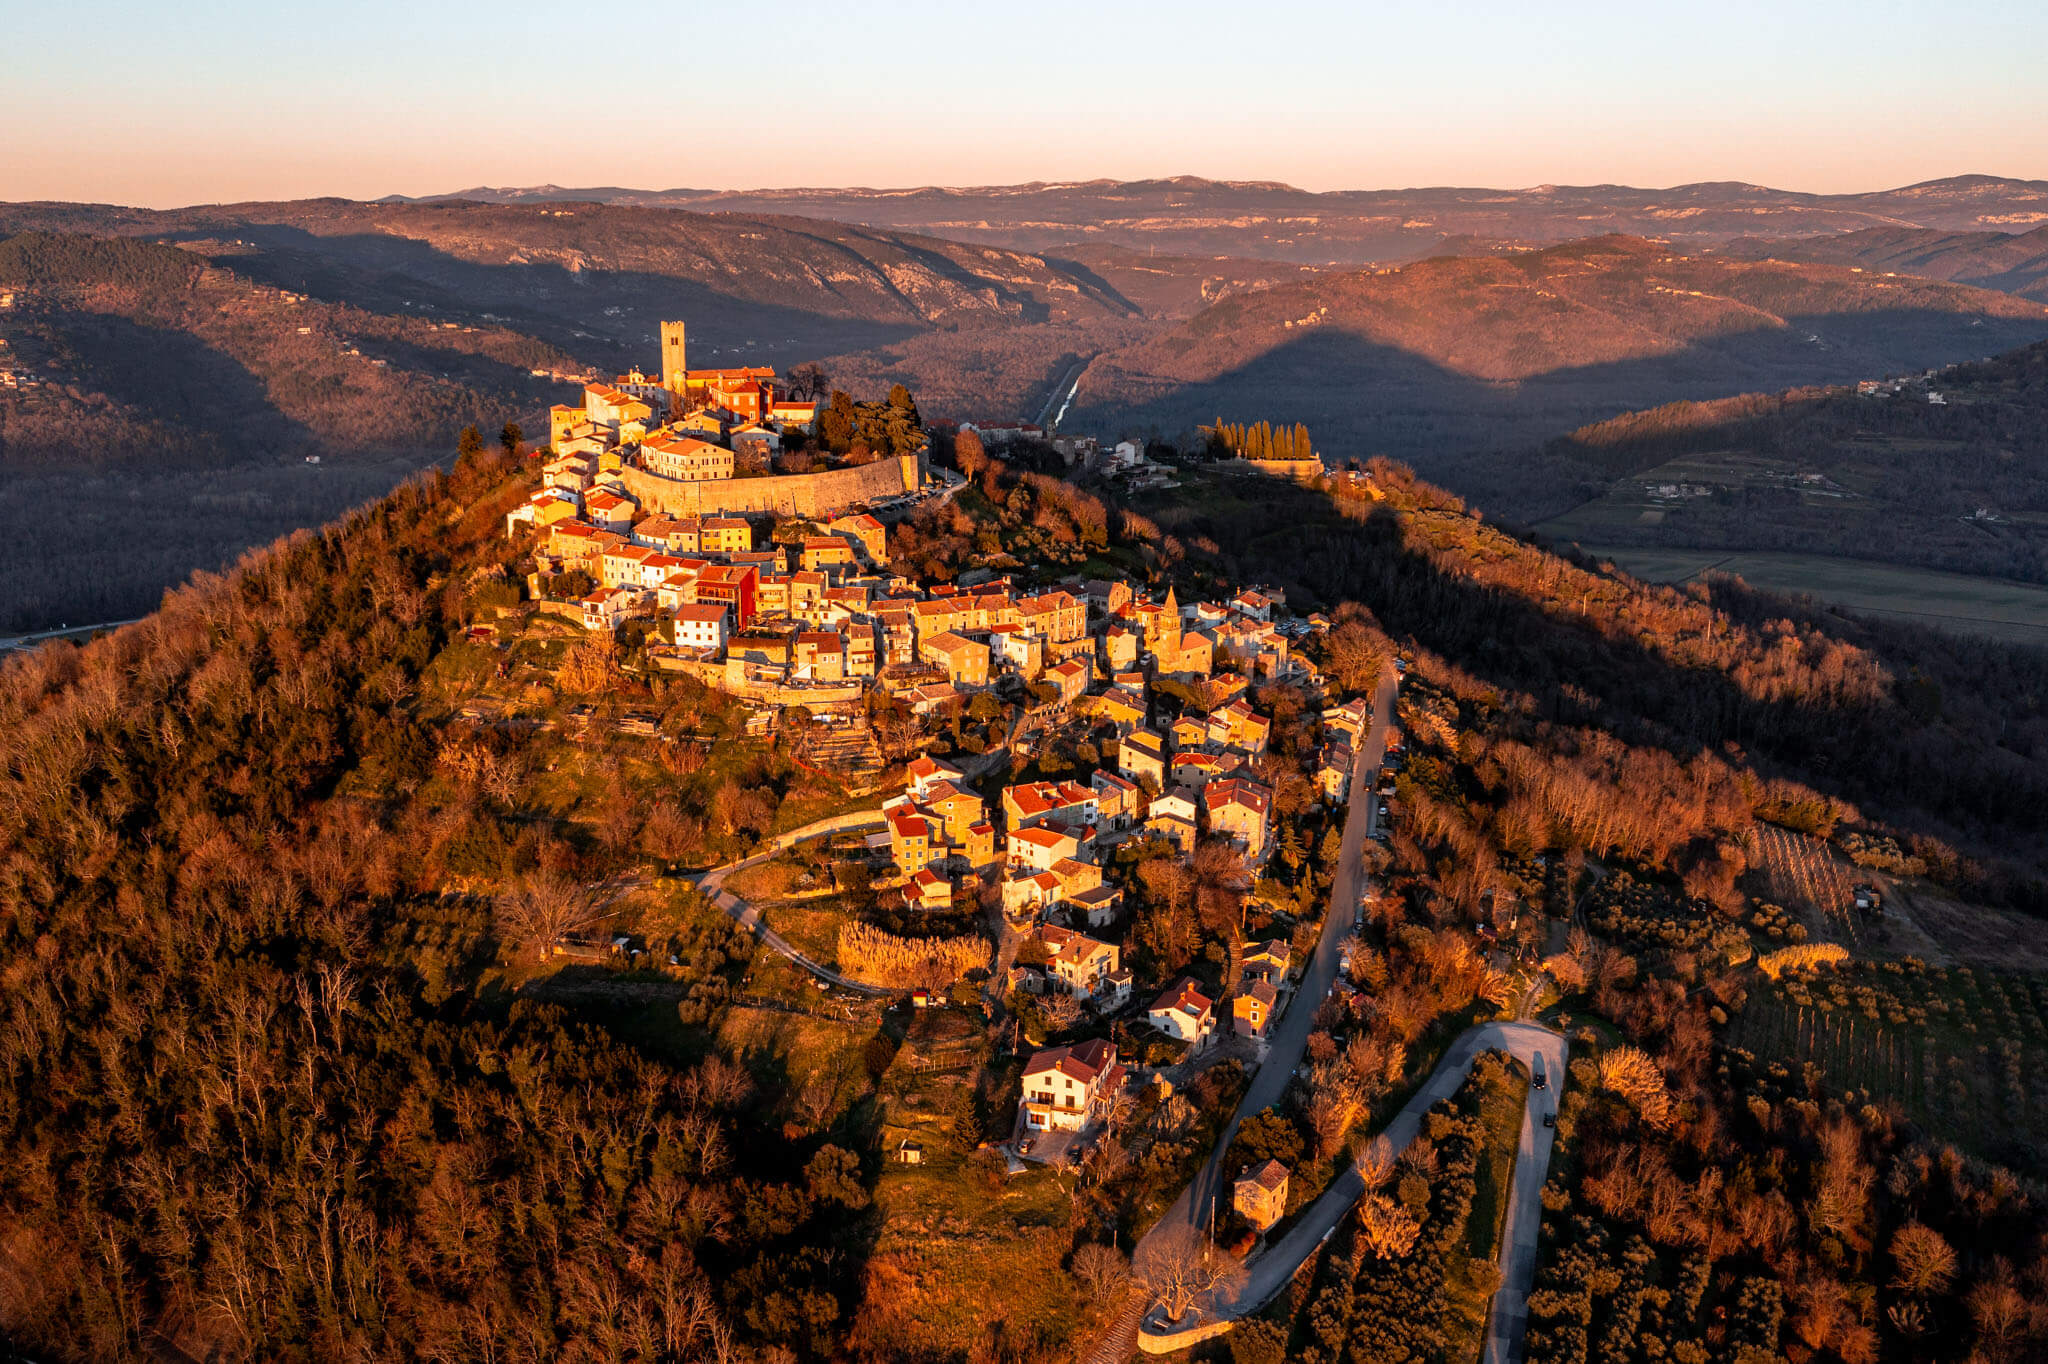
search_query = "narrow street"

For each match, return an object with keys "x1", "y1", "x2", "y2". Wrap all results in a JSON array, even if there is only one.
[{"x1": 1089, "y1": 667, "x2": 1397, "y2": 1362}]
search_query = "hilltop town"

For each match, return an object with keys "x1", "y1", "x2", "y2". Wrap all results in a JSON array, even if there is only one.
[{"x1": 483, "y1": 326, "x2": 1418, "y2": 1339}]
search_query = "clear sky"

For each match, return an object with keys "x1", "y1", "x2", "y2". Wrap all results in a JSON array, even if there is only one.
[{"x1": 5, "y1": 0, "x2": 2046, "y2": 207}]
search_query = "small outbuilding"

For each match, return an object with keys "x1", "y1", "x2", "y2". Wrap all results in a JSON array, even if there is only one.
[{"x1": 1233, "y1": 1158, "x2": 1290, "y2": 1233}]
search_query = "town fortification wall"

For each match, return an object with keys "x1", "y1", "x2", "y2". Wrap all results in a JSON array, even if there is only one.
[{"x1": 620, "y1": 452, "x2": 925, "y2": 518}]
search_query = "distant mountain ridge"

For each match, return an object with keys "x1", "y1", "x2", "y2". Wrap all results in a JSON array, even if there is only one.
[
  {"x1": 1718, "y1": 225, "x2": 2048, "y2": 303},
  {"x1": 393, "y1": 174, "x2": 2048, "y2": 264}
]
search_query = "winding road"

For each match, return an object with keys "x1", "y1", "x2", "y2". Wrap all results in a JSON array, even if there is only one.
[
  {"x1": 1132, "y1": 1017, "x2": 1568, "y2": 1358},
  {"x1": 1115, "y1": 664, "x2": 1571, "y2": 1362},
  {"x1": 692, "y1": 807, "x2": 895, "y2": 996},
  {"x1": 685, "y1": 734, "x2": 1014, "y2": 997},
  {"x1": 1094, "y1": 667, "x2": 1396, "y2": 1360}
]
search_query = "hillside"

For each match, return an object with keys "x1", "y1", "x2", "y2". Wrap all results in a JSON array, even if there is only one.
[
  {"x1": 410, "y1": 174, "x2": 2048, "y2": 264},
  {"x1": 0, "y1": 231, "x2": 581, "y2": 631},
  {"x1": 1719, "y1": 224, "x2": 2048, "y2": 302},
  {"x1": 4, "y1": 445, "x2": 2048, "y2": 1360},
  {"x1": 1516, "y1": 339, "x2": 2048, "y2": 587},
  {"x1": 1068, "y1": 235, "x2": 2048, "y2": 471},
  {"x1": 0, "y1": 198, "x2": 1162, "y2": 356}
]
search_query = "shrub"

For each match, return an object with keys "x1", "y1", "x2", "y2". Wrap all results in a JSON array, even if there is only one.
[
  {"x1": 836, "y1": 920, "x2": 988, "y2": 988},
  {"x1": 1757, "y1": 942, "x2": 1849, "y2": 981}
]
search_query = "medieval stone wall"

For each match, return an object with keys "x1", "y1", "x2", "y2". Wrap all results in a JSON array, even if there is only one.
[{"x1": 619, "y1": 452, "x2": 925, "y2": 518}]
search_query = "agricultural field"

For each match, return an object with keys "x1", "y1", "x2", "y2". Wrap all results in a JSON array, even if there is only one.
[
  {"x1": 1753, "y1": 823, "x2": 1868, "y2": 951},
  {"x1": 1536, "y1": 448, "x2": 1888, "y2": 538},
  {"x1": 1724, "y1": 959, "x2": 2048, "y2": 1169},
  {"x1": 1566, "y1": 544, "x2": 2048, "y2": 647},
  {"x1": 1582, "y1": 867, "x2": 1797, "y2": 963},
  {"x1": 1884, "y1": 882, "x2": 2048, "y2": 972}
]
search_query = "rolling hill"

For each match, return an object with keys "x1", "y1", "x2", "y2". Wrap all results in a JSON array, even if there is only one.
[
  {"x1": 0, "y1": 203, "x2": 1274, "y2": 629},
  {"x1": 0, "y1": 231, "x2": 582, "y2": 630},
  {"x1": 0, "y1": 198, "x2": 1156, "y2": 352},
  {"x1": 0, "y1": 197, "x2": 1274, "y2": 433},
  {"x1": 1518, "y1": 337, "x2": 2048, "y2": 592},
  {"x1": 408, "y1": 174, "x2": 2048, "y2": 264},
  {"x1": 1719, "y1": 224, "x2": 2048, "y2": 302},
  {"x1": 11, "y1": 196, "x2": 2048, "y2": 633},
  {"x1": 1066, "y1": 235, "x2": 2048, "y2": 477}
]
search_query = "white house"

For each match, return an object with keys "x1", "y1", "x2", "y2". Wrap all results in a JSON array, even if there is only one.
[
  {"x1": 671, "y1": 601, "x2": 728, "y2": 653},
  {"x1": 1148, "y1": 977, "x2": 1216, "y2": 1047},
  {"x1": 1019, "y1": 1038, "x2": 1126, "y2": 1133},
  {"x1": 580, "y1": 586, "x2": 638, "y2": 631}
]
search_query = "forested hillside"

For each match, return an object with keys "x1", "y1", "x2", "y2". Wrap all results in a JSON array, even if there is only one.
[
  {"x1": 0, "y1": 450, "x2": 878, "y2": 1360},
  {"x1": 1513, "y1": 339, "x2": 2048, "y2": 582},
  {"x1": 4, "y1": 440, "x2": 2048, "y2": 1360},
  {"x1": 1721, "y1": 224, "x2": 2048, "y2": 303},
  {"x1": 0, "y1": 231, "x2": 575, "y2": 631},
  {"x1": 1135, "y1": 462, "x2": 2048, "y2": 899},
  {"x1": 1124, "y1": 462, "x2": 2048, "y2": 1363},
  {"x1": 1069, "y1": 236, "x2": 2048, "y2": 477}
]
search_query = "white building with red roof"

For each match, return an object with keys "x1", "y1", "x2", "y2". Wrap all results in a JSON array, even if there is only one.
[
  {"x1": 1148, "y1": 977, "x2": 1216, "y2": 1046},
  {"x1": 1019, "y1": 1037, "x2": 1126, "y2": 1133},
  {"x1": 1007, "y1": 823, "x2": 1082, "y2": 874}
]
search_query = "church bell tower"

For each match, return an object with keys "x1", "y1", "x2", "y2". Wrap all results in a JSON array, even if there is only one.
[{"x1": 659, "y1": 320, "x2": 688, "y2": 394}]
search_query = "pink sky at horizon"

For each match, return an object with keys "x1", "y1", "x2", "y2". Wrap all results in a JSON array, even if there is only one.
[{"x1": 6, "y1": 0, "x2": 2045, "y2": 209}]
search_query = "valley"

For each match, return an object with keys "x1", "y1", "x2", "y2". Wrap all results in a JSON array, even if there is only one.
[
  {"x1": 12, "y1": 191, "x2": 2048, "y2": 638},
  {"x1": 1551, "y1": 546, "x2": 2048, "y2": 646},
  {"x1": 17, "y1": 10, "x2": 2048, "y2": 1362}
]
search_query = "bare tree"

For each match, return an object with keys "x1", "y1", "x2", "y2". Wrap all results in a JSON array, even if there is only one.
[
  {"x1": 1192, "y1": 837, "x2": 1252, "y2": 986},
  {"x1": 1070, "y1": 1241, "x2": 1129, "y2": 1299},
  {"x1": 1348, "y1": 1134, "x2": 1421, "y2": 1259},
  {"x1": 494, "y1": 871, "x2": 611, "y2": 960},
  {"x1": 1890, "y1": 1221, "x2": 1958, "y2": 1297},
  {"x1": 1140, "y1": 1237, "x2": 1238, "y2": 1325},
  {"x1": 1040, "y1": 990, "x2": 1084, "y2": 1033}
]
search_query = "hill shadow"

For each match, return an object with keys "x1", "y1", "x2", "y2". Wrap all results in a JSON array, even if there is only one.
[
  {"x1": 1071, "y1": 309, "x2": 2048, "y2": 509},
  {"x1": 43, "y1": 308, "x2": 323, "y2": 460},
  {"x1": 190, "y1": 224, "x2": 931, "y2": 374},
  {"x1": 1165, "y1": 474, "x2": 2048, "y2": 852}
]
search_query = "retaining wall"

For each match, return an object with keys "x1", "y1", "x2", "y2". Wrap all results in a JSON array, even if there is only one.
[{"x1": 619, "y1": 451, "x2": 926, "y2": 518}]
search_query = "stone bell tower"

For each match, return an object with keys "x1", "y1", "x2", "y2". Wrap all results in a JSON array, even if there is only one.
[{"x1": 659, "y1": 320, "x2": 688, "y2": 394}]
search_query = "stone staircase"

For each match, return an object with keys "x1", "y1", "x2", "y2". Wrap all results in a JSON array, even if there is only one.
[{"x1": 1081, "y1": 1288, "x2": 1148, "y2": 1364}]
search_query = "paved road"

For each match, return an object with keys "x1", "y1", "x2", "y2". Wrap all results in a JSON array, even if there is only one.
[
  {"x1": 0, "y1": 617, "x2": 144, "y2": 653},
  {"x1": 1160, "y1": 1020, "x2": 1566, "y2": 1352},
  {"x1": 1109, "y1": 668, "x2": 1397, "y2": 1356},
  {"x1": 1482, "y1": 1025, "x2": 1568, "y2": 1364},
  {"x1": 676, "y1": 732, "x2": 1009, "y2": 998},
  {"x1": 1034, "y1": 355, "x2": 1093, "y2": 432},
  {"x1": 690, "y1": 808, "x2": 896, "y2": 996}
]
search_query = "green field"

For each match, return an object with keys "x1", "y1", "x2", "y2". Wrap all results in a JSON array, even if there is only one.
[{"x1": 1568, "y1": 545, "x2": 2048, "y2": 646}]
